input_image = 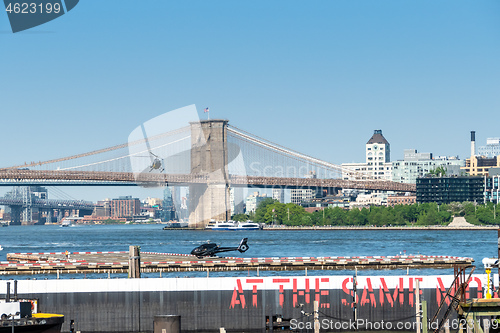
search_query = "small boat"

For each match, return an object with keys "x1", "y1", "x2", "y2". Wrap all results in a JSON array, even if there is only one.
[
  {"x1": 162, "y1": 221, "x2": 189, "y2": 229},
  {"x1": 60, "y1": 220, "x2": 71, "y2": 227},
  {"x1": 206, "y1": 220, "x2": 262, "y2": 231},
  {"x1": 0, "y1": 301, "x2": 64, "y2": 333}
]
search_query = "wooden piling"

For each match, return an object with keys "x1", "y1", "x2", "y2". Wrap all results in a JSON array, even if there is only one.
[
  {"x1": 422, "y1": 301, "x2": 428, "y2": 333},
  {"x1": 128, "y1": 246, "x2": 141, "y2": 278},
  {"x1": 416, "y1": 279, "x2": 421, "y2": 333},
  {"x1": 314, "y1": 300, "x2": 319, "y2": 333}
]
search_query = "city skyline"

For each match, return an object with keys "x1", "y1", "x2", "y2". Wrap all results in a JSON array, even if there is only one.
[{"x1": 1, "y1": 1, "x2": 499, "y2": 201}]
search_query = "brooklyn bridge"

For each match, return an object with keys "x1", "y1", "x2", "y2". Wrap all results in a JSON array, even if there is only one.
[{"x1": 0, "y1": 117, "x2": 414, "y2": 227}]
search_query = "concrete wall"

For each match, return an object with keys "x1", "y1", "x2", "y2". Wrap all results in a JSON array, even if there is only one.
[{"x1": 0, "y1": 274, "x2": 487, "y2": 333}]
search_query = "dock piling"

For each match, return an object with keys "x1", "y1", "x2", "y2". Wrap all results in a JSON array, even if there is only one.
[
  {"x1": 416, "y1": 279, "x2": 421, "y2": 333},
  {"x1": 6, "y1": 281, "x2": 10, "y2": 302},
  {"x1": 128, "y1": 246, "x2": 141, "y2": 278},
  {"x1": 422, "y1": 301, "x2": 428, "y2": 333},
  {"x1": 314, "y1": 301, "x2": 319, "y2": 333}
]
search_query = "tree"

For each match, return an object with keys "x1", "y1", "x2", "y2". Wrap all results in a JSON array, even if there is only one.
[
  {"x1": 428, "y1": 166, "x2": 447, "y2": 177},
  {"x1": 232, "y1": 213, "x2": 250, "y2": 222},
  {"x1": 279, "y1": 203, "x2": 308, "y2": 226},
  {"x1": 416, "y1": 209, "x2": 439, "y2": 225},
  {"x1": 347, "y1": 208, "x2": 367, "y2": 225},
  {"x1": 327, "y1": 207, "x2": 348, "y2": 226},
  {"x1": 253, "y1": 198, "x2": 277, "y2": 223}
]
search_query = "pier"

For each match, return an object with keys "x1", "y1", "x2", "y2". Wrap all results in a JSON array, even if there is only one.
[{"x1": 1, "y1": 251, "x2": 474, "y2": 275}]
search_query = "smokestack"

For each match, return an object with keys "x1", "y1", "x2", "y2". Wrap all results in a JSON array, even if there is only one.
[{"x1": 471, "y1": 131, "x2": 476, "y2": 158}]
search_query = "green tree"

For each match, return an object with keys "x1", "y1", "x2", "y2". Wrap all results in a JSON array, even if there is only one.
[
  {"x1": 428, "y1": 166, "x2": 447, "y2": 177},
  {"x1": 416, "y1": 209, "x2": 439, "y2": 225},
  {"x1": 253, "y1": 198, "x2": 277, "y2": 223},
  {"x1": 347, "y1": 208, "x2": 367, "y2": 225},
  {"x1": 232, "y1": 213, "x2": 250, "y2": 222},
  {"x1": 280, "y1": 203, "x2": 308, "y2": 226},
  {"x1": 327, "y1": 207, "x2": 348, "y2": 226}
]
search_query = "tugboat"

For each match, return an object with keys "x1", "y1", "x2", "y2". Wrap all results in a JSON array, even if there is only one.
[
  {"x1": 0, "y1": 302, "x2": 64, "y2": 333},
  {"x1": 0, "y1": 282, "x2": 64, "y2": 333}
]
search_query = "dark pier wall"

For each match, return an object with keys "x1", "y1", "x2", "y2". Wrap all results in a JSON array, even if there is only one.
[{"x1": 0, "y1": 275, "x2": 487, "y2": 333}]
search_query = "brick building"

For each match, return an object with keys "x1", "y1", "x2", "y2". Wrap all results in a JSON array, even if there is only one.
[{"x1": 111, "y1": 196, "x2": 141, "y2": 218}]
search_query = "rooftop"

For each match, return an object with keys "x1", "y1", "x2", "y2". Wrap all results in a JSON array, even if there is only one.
[{"x1": 367, "y1": 129, "x2": 389, "y2": 145}]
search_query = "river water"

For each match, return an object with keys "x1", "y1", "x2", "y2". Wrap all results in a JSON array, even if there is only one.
[{"x1": 0, "y1": 224, "x2": 495, "y2": 279}]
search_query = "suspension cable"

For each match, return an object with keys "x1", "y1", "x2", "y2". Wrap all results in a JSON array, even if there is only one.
[{"x1": 228, "y1": 125, "x2": 375, "y2": 180}]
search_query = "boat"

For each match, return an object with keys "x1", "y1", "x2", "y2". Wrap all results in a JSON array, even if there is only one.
[
  {"x1": 0, "y1": 301, "x2": 64, "y2": 333},
  {"x1": 0, "y1": 246, "x2": 3, "y2": 251},
  {"x1": 162, "y1": 221, "x2": 189, "y2": 229},
  {"x1": 60, "y1": 220, "x2": 71, "y2": 227},
  {"x1": 206, "y1": 220, "x2": 262, "y2": 231}
]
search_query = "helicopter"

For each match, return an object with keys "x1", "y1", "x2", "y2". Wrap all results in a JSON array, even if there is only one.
[
  {"x1": 191, "y1": 238, "x2": 249, "y2": 259},
  {"x1": 148, "y1": 152, "x2": 164, "y2": 172}
]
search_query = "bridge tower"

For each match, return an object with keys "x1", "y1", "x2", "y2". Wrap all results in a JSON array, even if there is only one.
[{"x1": 188, "y1": 120, "x2": 231, "y2": 228}]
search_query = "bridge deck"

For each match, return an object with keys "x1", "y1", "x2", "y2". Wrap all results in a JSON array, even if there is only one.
[
  {"x1": 0, "y1": 169, "x2": 416, "y2": 191},
  {"x1": 1, "y1": 251, "x2": 472, "y2": 275}
]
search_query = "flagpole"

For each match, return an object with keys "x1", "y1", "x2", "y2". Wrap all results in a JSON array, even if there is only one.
[{"x1": 208, "y1": 109, "x2": 210, "y2": 121}]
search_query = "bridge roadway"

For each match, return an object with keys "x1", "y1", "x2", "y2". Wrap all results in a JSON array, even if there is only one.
[
  {"x1": 2, "y1": 251, "x2": 472, "y2": 275},
  {"x1": 0, "y1": 197, "x2": 95, "y2": 210},
  {"x1": 0, "y1": 169, "x2": 416, "y2": 192}
]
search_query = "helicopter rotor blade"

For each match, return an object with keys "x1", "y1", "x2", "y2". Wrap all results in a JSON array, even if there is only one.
[{"x1": 141, "y1": 124, "x2": 155, "y2": 163}]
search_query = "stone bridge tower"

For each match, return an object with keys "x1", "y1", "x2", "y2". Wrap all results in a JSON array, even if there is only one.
[{"x1": 188, "y1": 120, "x2": 231, "y2": 228}]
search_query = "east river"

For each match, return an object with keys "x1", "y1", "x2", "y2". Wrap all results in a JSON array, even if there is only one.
[{"x1": 0, "y1": 224, "x2": 495, "y2": 279}]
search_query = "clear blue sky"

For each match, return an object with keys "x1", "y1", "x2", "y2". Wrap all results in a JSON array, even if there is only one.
[{"x1": 1, "y1": 1, "x2": 499, "y2": 201}]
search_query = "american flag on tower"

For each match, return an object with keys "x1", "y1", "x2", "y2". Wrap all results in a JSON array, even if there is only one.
[{"x1": 204, "y1": 107, "x2": 209, "y2": 113}]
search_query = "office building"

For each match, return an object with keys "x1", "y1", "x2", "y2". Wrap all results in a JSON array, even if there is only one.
[
  {"x1": 162, "y1": 187, "x2": 176, "y2": 221},
  {"x1": 463, "y1": 131, "x2": 500, "y2": 176},
  {"x1": 230, "y1": 188, "x2": 244, "y2": 215},
  {"x1": 485, "y1": 168, "x2": 500, "y2": 204},
  {"x1": 290, "y1": 172, "x2": 321, "y2": 204},
  {"x1": 342, "y1": 130, "x2": 392, "y2": 180},
  {"x1": 111, "y1": 196, "x2": 141, "y2": 218},
  {"x1": 272, "y1": 188, "x2": 285, "y2": 203},
  {"x1": 392, "y1": 149, "x2": 464, "y2": 184},
  {"x1": 290, "y1": 189, "x2": 316, "y2": 204},
  {"x1": 478, "y1": 138, "x2": 500, "y2": 158},
  {"x1": 245, "y1": 192, "x2": 268, "y2": 213},
  {"x1": 301, "y1": 194, "x2": 356, "y2": 212},
  {"x1": 462, "y1": 156, "x2": 500, "y2": 176},
  {"x1": 387, "y1": 195, "x2": 416, "y2": 206},
  {"x1": 416, "y1": 176, "x2": 484, "y2": 204}
]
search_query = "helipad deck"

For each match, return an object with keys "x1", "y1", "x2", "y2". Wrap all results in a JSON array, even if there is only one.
[{"x1": 0, "y1": 251, "x2": 474, "y2": 275}]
